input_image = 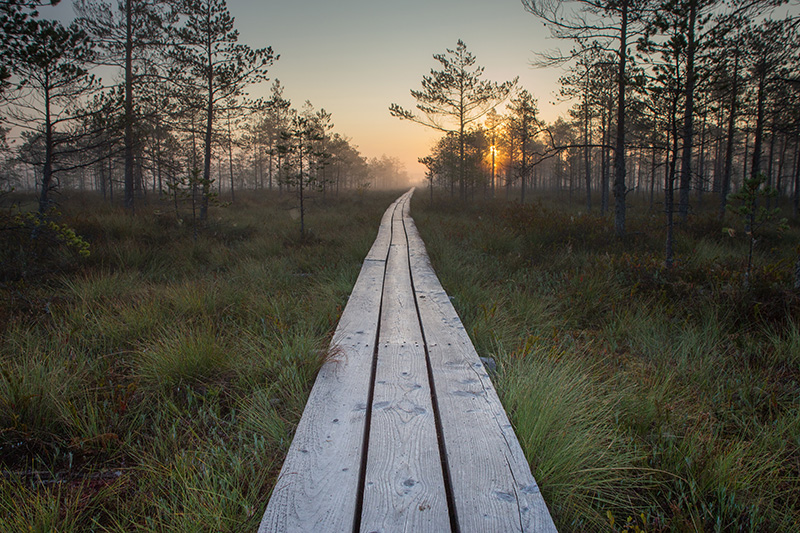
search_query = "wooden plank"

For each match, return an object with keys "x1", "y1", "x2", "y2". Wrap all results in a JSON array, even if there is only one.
[
  {"x1": 259, "y1": 199, "x2": 397, "y2": 532},
  {"x1": 359, "y1": 195, "x2": 450, "y2": 532},
  {"x1": 364, "y1": 193, "x2": 405, "y2": 261},
  {"x1": 404, "y1": 210, "x2": 558, "y2": 532}
]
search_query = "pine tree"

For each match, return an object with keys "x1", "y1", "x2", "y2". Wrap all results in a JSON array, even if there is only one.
[
  {"x1": 506, "y1": 89, "x2": 541, "y2": 204},
  {"x1": 390, "y1": 39, "x2": 516, "y2": 201},
  {"x1": 74, "y1": 0, "x2": 174, "y2": 212},
  {"x1": 170, "y1": 0, "x2": 276, "y2": 221},
  {"x1": 3, "y1": 17, "x2": 97, "y2": 213}
]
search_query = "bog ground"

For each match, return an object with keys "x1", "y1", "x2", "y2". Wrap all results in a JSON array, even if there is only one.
[{"x1": 1, "y1": 189, "x2": 799, "y2": 531}]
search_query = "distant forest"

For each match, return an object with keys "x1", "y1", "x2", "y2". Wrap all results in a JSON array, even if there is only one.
[
  {"x1": 399, "y1": 2, "x2": 799, "y2": 234},
  {"x1": 1, "y1": 0, "x2": 798, "y2": 231},
  {"x1": 0, "y1": 0, "x2": 408, "y2": 219}
]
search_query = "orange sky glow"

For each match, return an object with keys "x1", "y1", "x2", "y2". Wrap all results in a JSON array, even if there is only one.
[
  {"x1": 39, "y1": 0, "x2": 577, "y2": 183},
  {"x1": 232, "y1": 0, "x2": 570, "y2": 183}
]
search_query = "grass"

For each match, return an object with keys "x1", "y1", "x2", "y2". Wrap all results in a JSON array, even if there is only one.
[
  {"x1": 0, "y1": 189, "x2": 398, "y2": 531},
  {"x1": 413, "y1": 191, "x2": 800, "y2": 531},
  {"x1": 4, "y1": 186, "x2": 798, "y2": 531}
]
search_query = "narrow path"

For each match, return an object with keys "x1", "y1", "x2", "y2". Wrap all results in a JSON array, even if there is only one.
[{"x1": 260, "y1": 190, "x2": 557, "y2": 532}]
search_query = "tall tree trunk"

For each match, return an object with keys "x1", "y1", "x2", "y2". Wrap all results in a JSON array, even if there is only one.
[
  {"x1": 108, "y1": 147, "x2": 114, "y2": 203},
  {"x1": 776, "y1": 133, "x2": 788, "y2": 199},
  {"x1": 751, "y1": 68, "x2": 766, "y2": 180},
  {"x1": 200, "y1": 48, "x2": 213, "y2": 221},
  {"x1": 39, "y1": 80, "x2": 53, "y2": 214},
  {"x1": 299, "y1": 138, "x2": 305, "y2": 237},
  {"x1": 218, "y1": 156, "x2": 223, "y2": 195},
  {"x1": 491, "y1": 142, "x2": 496, "y2": 199},
  {"x1": 584, "y1": 78, "x2": 592, "y2": 211},
  {"x1": 649, "y1": 141, "x2": 657, "y2": 210},
  {"x1": 666, "y1": 91, "x2": 680, "y2": 269},
  {"x1": 124, "y1": 0, "x2": 135, "y2": 212},
  {"x1": 613, "y1": 0, "x2": 629, "y2": 237},
  {"x1": 719, "y1": 52, "x2": 739, "y2": 220},
  {"x1": 459, "y1": 108, "x2": 466, "y2": 201},
  {"x1": 99, "y1": 148, "x2": 107, "y2": 200},
  {"x1": 155, "y1": 118, "x2": 163, "y2": 196},
  {"x1": 743, "y1": 128, "x2": 750, "y2": 182},
  {"x1": 678, "y1": 0, "x2": 698, "y2": 221},
  {"x1": 269, "y1": 143, "x2": 274, "y2": 190},
  {"x1": 227, "y1": 111, "x2": 235, "y2": 203},
  {"x1": 521, "y1": 114, "x2": 528, "y2": 204},
  {"x1": 601, "y1": 108, "x2": 610, "y2": 215},
  {"x1": 793, "y1": 138, "x2": 800, "y2": 217},
  {"x1": 697, "y1": 107, "x2": 708, "y2": 201}
]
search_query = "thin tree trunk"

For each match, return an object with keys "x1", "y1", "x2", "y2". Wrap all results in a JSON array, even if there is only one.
[
  {"x1": 752, "y1": 69, "x2": 767, "y2": 180},
  {"x1": 124, "y1": 0, "x2": 134, "y2": 212},
  {"x1": 793, "y1": 137, "x2": 800, "y2": 217},
  {"x1": 584, "y1": 77, "x2": 592, "y2": 211},
  {"x1": 678, "y1": 0, "x2": 698, "y2": 221},
  {"x1": 776, "y1": 133, "x2": 788, "y2": 200},
  {"x1": 613, "y1": 0, "x2": 629, "y2": 237},
  {"x1": 299, "y1": 137, "x2": 305, "y2": 237},
  {"x1": 666, "y1": 92, "x2": 680, "y2": 269},
  {"x1": 743, "y1": 128, "x2": 750, "y2": 183},
  {"x1": 227, "y1": 111, "x2": 235, "y2": 203},
  {"x1": 200, "y1": 45, "x2": 214, "y2": 221},
  {"x1": 155, "y1": 119, "x2": 163, "y2": 196},
  {"x1": 720, "y1": 52, "x2": 739, "y2": 220},
  {"x1": 521, "y1": 114, "x2": 527, "y2": 204},
  {"x1": 601, "y1": 109, "x2": 609, "y2": 215},
  {"x1": 459, "y1": 107, "x2": 466, "y2": 201},
  {"x1": 766, "y1": 112, "x2": 777, "y2": 208},
  {"x1": 697, "y1": 107, "x2": 708, "y2": 201},
  {"x1": 649, "y1": 142, "x2": 657, "y2": 210},
  {"x1": 39, "y1": 80, "x2": 53, "y2": 214}
]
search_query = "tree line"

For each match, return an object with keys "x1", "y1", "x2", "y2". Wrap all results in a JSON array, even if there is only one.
[
  {"x1": 395, "y1": 1, "x2": 799, "y2": 244},
  {"x1": 0, "y1": 0, "x2": 408, "y2": 221}
]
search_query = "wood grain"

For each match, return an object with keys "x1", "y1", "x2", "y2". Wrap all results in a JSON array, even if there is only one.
[
  {"x1": 404, "y1": 210, "x2": 558, "y2": 533},
  {"x1": 360, "y1": 193, "x2": 450, "y2": 532},
  {"x1": 260, "y1": 189, "x2": 556, "y2": 533},
  {"x1": 258, "y1": 197, "x2": 401, "y2": 532}
]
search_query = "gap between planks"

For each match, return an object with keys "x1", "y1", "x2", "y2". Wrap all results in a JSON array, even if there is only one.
[{"x1": 259, "y1": 189, "x2": 557, "y2": 533}]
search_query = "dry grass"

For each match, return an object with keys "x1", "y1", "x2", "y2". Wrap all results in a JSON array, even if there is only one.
[
  {"x1": 0, "y1": 189, "x2": 398, "y2": 531},
  {"x1": 413, "y1": 191, "x2": 800, "y2": 531}
]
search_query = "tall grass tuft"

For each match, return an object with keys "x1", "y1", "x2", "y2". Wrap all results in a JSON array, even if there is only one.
[
  {"x1": 502, "y1": 347, "x2": 650, "y2": 530},
  {"x1": 1, "y1": 190, "x2": 397, "y2": 530},
  {"x1": 413, "y1": 191, "x2": 800, "y2": 531},
  {"x1": 0, "y1": 344, "x2": 83, "y2": 448},
  {"x1": 137, "y1": 327, "x2": 231, "y2": 391}
]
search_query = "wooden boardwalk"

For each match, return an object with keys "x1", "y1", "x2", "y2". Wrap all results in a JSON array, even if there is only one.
[{"x1": 259, "y1": 190, "x2": 557, "y2": 532}]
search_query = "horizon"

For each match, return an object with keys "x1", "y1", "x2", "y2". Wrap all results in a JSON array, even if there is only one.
[{"x1": 38, "y1": 0, "x2": 571, "y2": 183}]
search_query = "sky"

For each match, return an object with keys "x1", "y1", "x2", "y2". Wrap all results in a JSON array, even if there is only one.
[
  {"x1": 232, "y1": 0, "x2": 567, "y2": 182},
  {"x1": 39, "y1": 0, "x2": 578, "y2": 182}
]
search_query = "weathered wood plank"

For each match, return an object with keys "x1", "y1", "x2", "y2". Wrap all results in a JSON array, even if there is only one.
[
  {"x1": 404, "y1": 209, "x2": 558, "y2": 532},
  {"x1": 360, "y1": 195, "x2": 450, "y2": 532},
  {"x1": 258, "y1": 198, "x2": 400, "y2": 533},
  {"x1": 261, "y1": 188, "x2": 555, "y2": 533},
  {"x1": 364, "y1": 193, "x2": 401, "y2": 261}
]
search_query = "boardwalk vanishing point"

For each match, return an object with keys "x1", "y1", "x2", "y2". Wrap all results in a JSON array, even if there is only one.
[{"x1": 259, "y1": 190, "x2": 557, "y2": 532}]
